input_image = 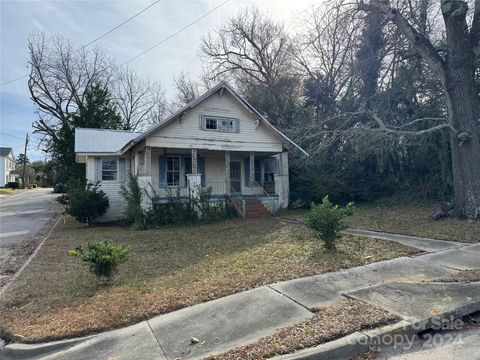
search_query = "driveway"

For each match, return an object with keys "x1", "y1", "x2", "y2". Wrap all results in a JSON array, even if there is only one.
[{"x1": 0, "y1": 188, "x2": 60, "y2": 287}]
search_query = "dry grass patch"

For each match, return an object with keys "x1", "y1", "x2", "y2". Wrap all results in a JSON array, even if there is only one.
[
  {"x1": 281, "y1": 203, "x2": 480, "y2": 243},
  {"x1": 352, "y1": 351, "x2": 379, "y2": 360},
  {"x1": 207, "y1": 300, "x2": 398, "y2": 360},
  {"x1": 0, "y1": 217, "x2": 417, "y2": 343},
  {"x1": 0, "y1": 188, "x2": 27, "y2": 196}
]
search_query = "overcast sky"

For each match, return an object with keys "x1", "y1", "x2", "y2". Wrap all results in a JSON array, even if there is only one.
[{"x1": 0, "y1": 0, "x2": 315, "y2": 161}]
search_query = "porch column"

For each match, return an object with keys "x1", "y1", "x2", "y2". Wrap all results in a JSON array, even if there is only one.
[
  {"x1": 225, "y1": 151, "x2": 230, "y2": 194},
  {"x1": 274, "y1": 152, "x2": 289, "y2": 209},
  {"x1": 144, "y1": 146, "x2": 151, "y2": 175},
  {"x1": 191, "y1": 148, "x2": 198, "y2": 174},
  {"x1": 249, "y1": 151, "x2": 255, "y2": 185},
  {"x1": 139, "y1": 146, "x2": 153, "y2": 210}
]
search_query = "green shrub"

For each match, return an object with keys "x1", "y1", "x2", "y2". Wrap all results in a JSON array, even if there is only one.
[
  {"x1": 196, "y1": 186, "x2": 235, "y2": 221},
  {"x1": 6, "y1": 182, "x2": 19, "y2": 189},
  {"x1": 304, "y1": 196, "x2": 355, "y2": 251},
  {"x1": 146, "y1": 188, "x2": 197, "y2": 226},
  {"x1": 66, "y1": 180, "x2": 109, "y2": 226},
  {"x1": 53, "y1": 183, "x2": 67, "y2": 193},
  {"x1": 120, "y1": 173, "x2": 147, "y2": 230},
  {"x1": 143, "y1": 187, "x2": 236, "y2": 228},
  {"x1": 57, "y1": 194, "x2": 69, "y2": 205},
  {"x1": 69, "y1": 241, "x2": 130, "y2": 280}
]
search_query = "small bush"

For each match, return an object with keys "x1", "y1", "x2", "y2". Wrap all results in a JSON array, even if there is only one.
[
  {"x1": 196, "y1": 186, "x2": 236, "y2": 221},
  {"x1": 145, "y1": 188, "x2": 197, "y2": 226},
  {"x1": 304, "y1": 196, "x2": 355, "y2": 251},
  {"x1": 31, "y1": 183, "x2": 37, "y2": 188},
  {"x1": 56, "y1": 194, "x2": 69, "y2": 205},
  {"x1": 53, "y1": 183, "x2": 67, "y2": 193},
  {"x1": 143, "y1": 186, "x2": 236, "y2": 228},
  {"x1": 6, "y1": 182, "x2": 19, "y2": 189},
  {"x1": 120, "y1": 173, "x2": 147, "y2": 230},
  {"x1": 69, "y1": 241, "x2": 130, "y2": 280},
  {"x1": 66, "y1": 181, "x2": 109, "y2": 226}
]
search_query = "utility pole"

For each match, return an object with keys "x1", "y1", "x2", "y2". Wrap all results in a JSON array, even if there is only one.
[{"x1": 21, "y1": 132, "x2": 29, "y2": 189}]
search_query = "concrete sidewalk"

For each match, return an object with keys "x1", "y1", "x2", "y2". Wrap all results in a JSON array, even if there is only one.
[
  {"x1": 342, "y1": 228, "x2": 468, "y2": 253},
  {"x1": 1, "y1": 236, "x2": 479, "y2": 360}
]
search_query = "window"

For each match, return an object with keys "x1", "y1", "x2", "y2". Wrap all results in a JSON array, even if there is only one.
[
  {"x1": 205, "y1": 118, "x2": 217, "y2": 130},
  {"x1": 102, "y1": 159, "x2": 117, "y2": 181},
  {"x1": 166, "y1": 156, "x2": 180, "y2": 186},
  {"x1": 202, "y1": 115, "x2": 238, "y2": 133}
]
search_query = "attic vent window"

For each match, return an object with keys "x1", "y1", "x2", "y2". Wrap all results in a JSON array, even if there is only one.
[{"x1": 201, "y1": 115, "x2": 238, "y2": 133}]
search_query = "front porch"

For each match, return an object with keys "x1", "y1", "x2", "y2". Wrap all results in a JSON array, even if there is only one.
[{"x1": 132, "y1": 147, "x2": 289, "y2": 211}]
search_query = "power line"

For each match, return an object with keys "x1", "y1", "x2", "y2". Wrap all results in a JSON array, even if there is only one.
[
  {"x1": 74, "y1": 0, "x2": 162, "y2": 54},
  {"x1": 0, "y1": 0, "x2": 163, "y2": 87},
  {"x1": 123, "y1": 0, "x2": 230, "y2": 65},
  {"x1": 2, "y1": 0, "x2": 230, "y2": 118},
  {"x1": 0, "y1": 74, "x2": 29, "y2": 86},
  {"x1": 2, "y1": 106, "x2": 35, "y2": 117},
  {"x1": 0, "y1": 132, "x2": 25, "y2": 140}
]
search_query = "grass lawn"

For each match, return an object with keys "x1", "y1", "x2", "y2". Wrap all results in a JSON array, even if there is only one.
[
  {"x1": 0, "y1": 217, "x2": 418, "y2": 343},
  {"x1": 279, "y1": 202, "x2": 480, "y2": 243},
  {"x1": 0, "y1": 188, "x2": 27, "y2": 196}
]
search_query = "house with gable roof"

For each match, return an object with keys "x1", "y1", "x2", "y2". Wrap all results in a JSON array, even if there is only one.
[{"x1": 75, "y1": 81, "x2": 307, "y2": 221}]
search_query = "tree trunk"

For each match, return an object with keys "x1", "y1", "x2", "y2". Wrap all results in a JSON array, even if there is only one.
[
  {"x1": 443, "y1": 2, "x2": 480, "y2": 220},
  {"x1": 445, "y1": 76, "x2": 480, "y2": 219}
]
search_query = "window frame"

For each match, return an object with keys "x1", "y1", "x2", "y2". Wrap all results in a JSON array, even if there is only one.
[
  {"x1": 101, "y1": 159, "x2": 118, "y2": 181},
  {"x1": 166, "y1": 155, "x2": 181, "y2": 187},
  {"x1": 201, "y1": 115, "x2": 239, "y2": 133}
]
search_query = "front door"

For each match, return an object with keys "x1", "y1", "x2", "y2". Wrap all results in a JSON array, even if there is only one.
[{"x1": 230, "y1": 161, "x2": 241, "y2": 193}]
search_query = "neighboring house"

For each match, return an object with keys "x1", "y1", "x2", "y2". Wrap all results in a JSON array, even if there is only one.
[
  {"x1": 75, "y1": 81, "x2": 308, "y2": 221},
  {"x1": 0, "y1": 147, "x2": 16, "y2": 187}
]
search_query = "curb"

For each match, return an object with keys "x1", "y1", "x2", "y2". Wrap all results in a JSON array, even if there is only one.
[
  {"x1": 0, "y1": 215, "x2": 62, "y2": 298},
  {"x1": 0, "y1": 335, "x2": 94, "y2": 360},
  {"x1": 271, "y1": 332, "x2": 369, "y2": 360}
]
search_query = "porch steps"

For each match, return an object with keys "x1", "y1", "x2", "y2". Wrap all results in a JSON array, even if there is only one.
[{"x1": 244, "y1": 199, "x2": 271, "y2": 219}]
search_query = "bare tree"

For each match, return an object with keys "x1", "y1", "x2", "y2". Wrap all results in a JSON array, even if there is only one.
[
  {"x1": 294, "y1": 1, "x2": 363, "y2": 119},
  {"x1": 355, "y1": 0, "x2": 480, "y2": 219},
  {"x1": 28, "y1": 32, "x2": 112, "y2": 145},
  {"x1": 201, "y1": 8, "x2": 294, "y2": 87},
  {"x1": 113, "y1": 67, "x2": 167, "y2": 130},
  {"x1": 173, "y1": 71, "x2": 201, "y2": 105}
]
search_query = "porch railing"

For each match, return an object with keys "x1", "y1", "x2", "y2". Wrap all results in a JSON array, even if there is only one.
[
  {"x1": 226, "y1": 189, "x2": 246, "y2": 219},
  {"x1": 251, "y1": 180, "x2": 280, "y2": 215}
]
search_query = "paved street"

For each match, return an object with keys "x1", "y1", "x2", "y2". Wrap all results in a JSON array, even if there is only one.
[
  {"x1": 0, "y1": 188, "x2": 58, "y2": 247},
  {"x1": 0, "y1": 188, "x2": 60, "y2": 288}
]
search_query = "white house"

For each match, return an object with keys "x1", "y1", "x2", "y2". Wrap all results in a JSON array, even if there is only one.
[
  {"x1": 74, "y1": 82, "x2": 307, "y2": 221},
  {"x1": 0, "y1": 147, "x2": 16, "y2": 187}
]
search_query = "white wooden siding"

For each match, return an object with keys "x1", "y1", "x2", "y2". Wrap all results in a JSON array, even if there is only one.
[
  {"x1": 145, "y1": 92, "x2": 283, "y2": 152},
  {"x1": 86, "y1": 156, "x2": 128, "y2": 221}
]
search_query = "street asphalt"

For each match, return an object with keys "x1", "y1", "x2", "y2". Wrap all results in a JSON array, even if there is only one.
[{"x1": 0, "y1": 188, "x2": 58, "y2": 247}]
